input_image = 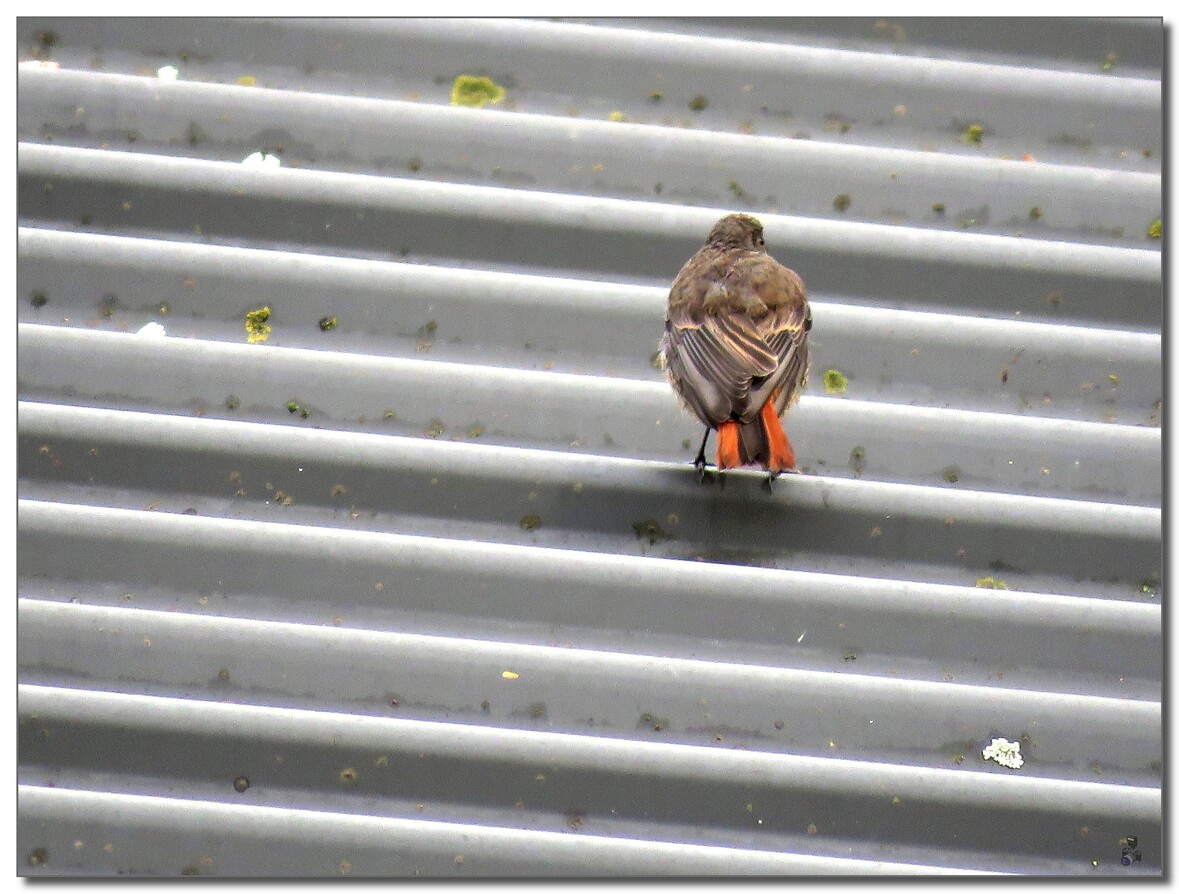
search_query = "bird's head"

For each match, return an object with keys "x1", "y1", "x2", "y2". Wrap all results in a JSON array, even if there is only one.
[{"x1": 706, "y1": 213, "x2": 765, "y2": 250}]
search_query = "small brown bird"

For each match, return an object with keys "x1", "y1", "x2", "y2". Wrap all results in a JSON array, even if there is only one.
[{"x1": 661, "y1": 213, "x2": 811, "y2": 481}]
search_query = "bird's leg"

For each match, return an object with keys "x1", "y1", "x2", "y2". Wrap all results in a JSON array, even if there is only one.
[
  {"x1": 762, "y1": 471, "x2": 779, "y2": 494},
  {"x1": 693, "y1": 427, "x2": 711, "y2": 483}
]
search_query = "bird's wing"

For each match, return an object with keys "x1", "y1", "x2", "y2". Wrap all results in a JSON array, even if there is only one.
[
  {"x1": 663, "y1": 308, "x2": 778, "y2": 426},
  {"x1": 663, "y1": 248, "x2": 810, "y2": 426},
  {"x1": 748, "y1": 300, "x2": 811, "y2": 417}
]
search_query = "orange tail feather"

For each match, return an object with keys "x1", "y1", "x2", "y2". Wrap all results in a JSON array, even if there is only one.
[
  {"x1": 716, "y1": 421, "x2": 742, "y2": 470},
  {"x1": 759, "y1": 401, "x2": 795, "y2": 472}
]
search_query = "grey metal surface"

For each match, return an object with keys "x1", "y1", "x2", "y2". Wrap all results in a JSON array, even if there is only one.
[{"x1": 17, "y1": 16, "x2": 1162, "y2": 877}]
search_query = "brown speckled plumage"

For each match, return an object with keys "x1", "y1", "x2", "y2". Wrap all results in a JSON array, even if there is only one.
[{"x1": 660, "y1": 214, "x2": 811, "y2": 476}]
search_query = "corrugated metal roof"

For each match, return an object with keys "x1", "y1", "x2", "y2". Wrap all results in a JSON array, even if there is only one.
[{"x1": 17, "y1": 16, "x2": 1161, "y2": 877}]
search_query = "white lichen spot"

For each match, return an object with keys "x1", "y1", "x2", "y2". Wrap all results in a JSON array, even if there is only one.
[
  {"x1": 156, "y1": 65, "x2": 180, "y2": 81},
  {"x1": 136, "y1": 321, "x2": 167, "y2": 337},
  {"x1": 242, "y1": 151, "x2": 281, "y2": 168},
  {"x1": 982, "y1": 737, "x2": 1024, "y2": 769}
]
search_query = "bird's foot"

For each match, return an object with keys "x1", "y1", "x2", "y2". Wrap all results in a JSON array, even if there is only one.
[{"x1": 692, "y1": 428, "x2": 712, "y2": 484}]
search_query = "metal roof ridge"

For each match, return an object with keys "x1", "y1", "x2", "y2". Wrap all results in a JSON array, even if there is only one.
[
  {"x1": 17, "y1": 784, "x2": 992, "y2": 875},
  {"x1": 19, "y1": 498, "x2": 1161, "y2": 632},
  {"x1": 25, "y1": 597, "x2": 1161, "y2": 725},
  {"x1": 20, "y1": 324, "x2": 1162, "y2": 446},
  {"x1": 19, "y1": 142, "x2": 1161, "y2": 278},
  {"x1": 17, "y1": 401, "x2": 1162, "y2": 537},
  {"x1": 19, "y1": 228, "x2": 1164, "y2": 345},
  {"x1": 19, "y1": 686, "x2": 1161, "y2": 819},
  {"x1": 292, "y1": 17, "x2": 1161, "y2": 100},
  {"x1": 17, "y1": 66, "x2": 1161, "y2": 188}
]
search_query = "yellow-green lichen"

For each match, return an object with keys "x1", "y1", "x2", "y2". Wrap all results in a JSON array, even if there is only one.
[
  {"x1": 1148, "y1": 219, "x2": 1161, "y2": 239},
  {"x1": 833, "y1": 193, "x2": 851, "y2": 213},
  {"x1": 689, "y1": 95, "x2": 709, "y2": 112},
  {"x1": 318, "y1": 316, "x2": 338, "y2": 331},
  {"x1": 823, "y1": 369, "x2": 848, "y2": 394},
  {"x1": 245, "y1": 306, "x2": 272, "y2": 344},
  {"x1": 607, "y1": 110, "x2": 627, "y2": 122},
  {"x1": 964, "y1": 124, "x2": 984, "y2": 144},
  {"x1": 519, "y1": 514, "x2": 542, "y2": 532},
  {"x1": 975, "y1": 576, "x2": 1009, "y2": 590},
  {"x1": 849, "y1": 446, "x2": 865, "y2": 477},
  {"x1": 450, "y1": 75, "x2": 505, "y2": 108}
]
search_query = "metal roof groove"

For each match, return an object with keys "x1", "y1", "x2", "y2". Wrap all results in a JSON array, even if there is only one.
[
  {"x1": 19, "y1": 67, "x2": 1161, "y2": 248},
  {"x1": 20, "y1": 685, "x2": 1160, "y2": 815},
  {"x1": 19, "y1": 16, "x2": 1161, "y2": 877},
  {"x1": 20, "y1": 142, "x2": 1161, "y2": 329},
  {"x1": 18, "y1": 325, "x2": 1162, "y2": 505},
  {"x1": 19, "y1": 228, "x2": 1163, "y2": 425},
  {"x1": 18, "y1": 499, "x2": 1161, "y2": 695},
  {"x1": 19, "y1": 786, "x2": 993, "y2": 876},
  {"x1": 561, "y1": 17, "x2": 1163, "y2": 76},
  {"x1": 18, "y1": 608, "x2": 1160, "y2": 791}
]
